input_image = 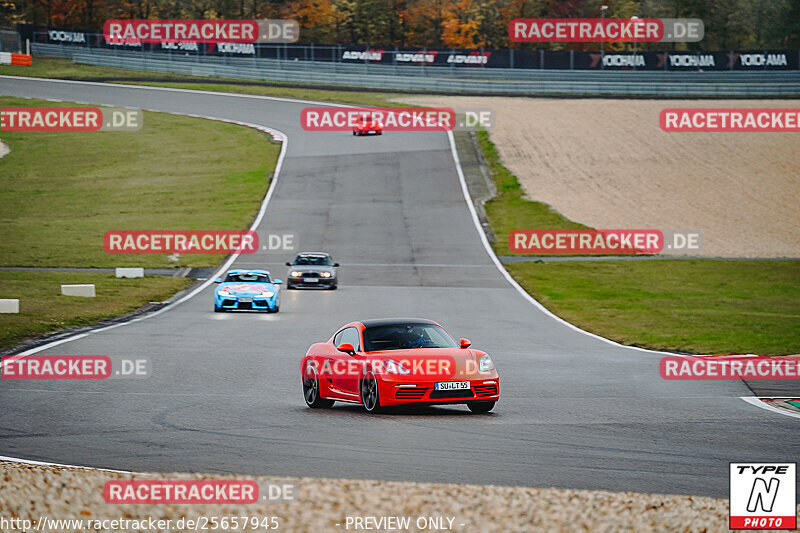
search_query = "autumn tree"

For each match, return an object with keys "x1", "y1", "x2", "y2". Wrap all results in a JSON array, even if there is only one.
[{"x1": 3, "y1": 0, "x2": 798, "y2": 49}]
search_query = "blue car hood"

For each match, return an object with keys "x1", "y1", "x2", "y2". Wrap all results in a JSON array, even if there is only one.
[{"x1": 217, "y1": 282, "x2": 277, "y2": 296}]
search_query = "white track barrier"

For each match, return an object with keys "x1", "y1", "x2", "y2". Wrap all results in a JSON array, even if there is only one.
[
  {"x1": 0, "y1": 299, "x2": 20, "y2": 313},
  {"x1": 61, "y1": 284, "x2": 95, "y2": 297},
  {"x1": 116, "y1": 268, "x2": 144, "y2": 278}
]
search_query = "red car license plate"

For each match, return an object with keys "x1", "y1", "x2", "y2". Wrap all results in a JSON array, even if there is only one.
[{"x1": 435, "y1": 381, "x2": 469, "y2": 391}]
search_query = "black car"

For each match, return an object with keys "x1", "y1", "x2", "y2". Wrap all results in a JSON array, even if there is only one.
[{"x1": 286, "y1": 252, "x2": 339, "y2": 289}]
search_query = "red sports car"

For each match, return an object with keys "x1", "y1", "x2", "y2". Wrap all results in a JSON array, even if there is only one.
[
  {"x1": 353, "y1": 118, "x2": 383, "y2": 136},
  {"x1": 301, "y1": 318, "x2": 499, "y2": 413}
]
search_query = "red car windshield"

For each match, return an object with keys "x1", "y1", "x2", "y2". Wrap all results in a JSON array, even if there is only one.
[{"x1": 362, "y1": 324, "x2": 457, "y2": 351}]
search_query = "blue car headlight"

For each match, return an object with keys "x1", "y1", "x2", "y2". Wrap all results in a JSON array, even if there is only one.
[
  {"x1": 218, "y1": 290, "x2": 232, "y2": 297},
  {"x1": 259, "y1": 291, "x2": 275, "y2": 297}
]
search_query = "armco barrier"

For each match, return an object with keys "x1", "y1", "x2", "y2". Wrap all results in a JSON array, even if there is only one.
[
  {"x1": 34, "y1": 44, "x2": 800, "y2": 97},
  {"x1": 35, "y1": 43, "x2": 800, "y2": 82},
  {"x1": 21, "y1": 28, "x2": 800, "y2": 71}
]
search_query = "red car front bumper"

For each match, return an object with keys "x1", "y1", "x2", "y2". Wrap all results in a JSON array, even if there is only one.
[
  {"x1": 353, "y1": 125, "x2": 382, "y2": 135},
  {"x1": 377, "y1": 377, "x2": 499, "y2": 406}
]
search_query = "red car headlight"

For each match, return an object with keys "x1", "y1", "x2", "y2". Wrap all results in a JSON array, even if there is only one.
[{"x1": 381, "y1": 359, "x2": 411, "y2": 375}]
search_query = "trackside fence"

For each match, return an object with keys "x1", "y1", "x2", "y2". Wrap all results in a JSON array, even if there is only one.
[
  {"x1": 0, "y1": 28, "x2": 22, "y2": 53},
  {"x1": 30, "y1": 43, "x2": 800, "y2": 97}
]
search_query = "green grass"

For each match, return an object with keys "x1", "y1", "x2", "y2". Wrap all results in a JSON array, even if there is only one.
[
  {"x1": 0, "y1": 57, "x2": 405, "y2": 107},
  {"x1": 0, "y1": 94, "x2": 279, "y2": 349},
  {"x1": 505, "y1": 260, "x2": 800, "y2": 355},
  {"x1": 0, "y1": 271, "x2": 192, "y2": 350},
  {"x1": 0, "y1": 96, "x2": 280, "y2": 268},
  {"x1": 0, "y1": 56, "x2": 147, "y2": 79},
  {"x1": 124, "y1": 81, "x2": 407, "y2": 107}
]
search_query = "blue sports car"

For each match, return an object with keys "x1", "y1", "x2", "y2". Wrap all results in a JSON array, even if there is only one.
[{"x1": 213, "y1": 269, "x2": 282, "y2": 312}]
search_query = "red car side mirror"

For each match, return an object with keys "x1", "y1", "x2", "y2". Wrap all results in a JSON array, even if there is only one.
[
  {"x1": 460, "y1": 338, "x2": 471, "y2": 348},
  {"x1": 337, "y1": 343, "x2": 356, "y2": 355}
]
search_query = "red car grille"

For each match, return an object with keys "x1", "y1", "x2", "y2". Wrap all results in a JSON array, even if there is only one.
[
  {"x1": 394, "y1": 388, "x2": 426, "y2": 400},
  {"x1": 473, "y1": 384, "x2": 498, "y2": 397},
  {"x1": 430, "y1": 389, "x2": 472, "y2": 399}
]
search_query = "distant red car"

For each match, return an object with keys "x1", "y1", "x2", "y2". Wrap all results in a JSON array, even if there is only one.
[
  {"x1": 301, "y1": 318, "x2": 500, "y2": 413},
  {"x1": 353, "y1": 118, "x2": 383, "y2": 136}
]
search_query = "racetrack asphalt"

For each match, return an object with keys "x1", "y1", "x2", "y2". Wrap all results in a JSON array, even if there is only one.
[{"x1": 0, "y1": 77, "x2": 797, "y2": 498}]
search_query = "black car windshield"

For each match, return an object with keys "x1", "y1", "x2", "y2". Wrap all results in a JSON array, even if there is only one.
[
  {"x1": 362, "y1": 324, "x2": 457, "y2": 351},
  {"x1": 224, "y1": 272, "x2": 271, "y2": 283},
  {"x1": 294, "y1": 255, "x2": 332, "y2": 266}
]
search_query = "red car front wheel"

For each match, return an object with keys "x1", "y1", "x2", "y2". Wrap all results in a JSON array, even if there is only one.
[{"x1": 361, "y1": 370, "x2": 382, "y2": 413}]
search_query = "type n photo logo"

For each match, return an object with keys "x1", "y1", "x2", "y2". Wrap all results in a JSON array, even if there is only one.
[{"x1": 730, "y1": 463, "x2": 796, "y2": 530}]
